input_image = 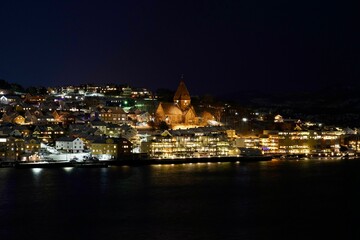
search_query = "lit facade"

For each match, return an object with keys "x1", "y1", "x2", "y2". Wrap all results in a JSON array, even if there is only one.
[
  {"x1": 278, "y1": 130, "x2": 342, "y2": 154},
  {"x1": 155, "y1": 79, "x2": 199, "y2": 127},
  {"x1": 55, "y1": 137, "x2": 84, "y2": 153},
  {"x1": 149, "y1": 129, "x2": 238, "y2": 158},
  {"x1": 99, "y1": 107, "x2": 128, "y2": 124},
  {"x1": 90, "y1": 138, "x2": 132, "y2": 158},
  {"x1": 260, "y1": 134, "x2": 280, "y2": 154},
  {"x1": 4, "y1": 137, "x2": 25, "y2": 161}
]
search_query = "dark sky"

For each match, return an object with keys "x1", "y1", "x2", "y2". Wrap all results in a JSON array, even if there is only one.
[{"x1": 0, "y1": 0, "x2": 359, "y2": 95}]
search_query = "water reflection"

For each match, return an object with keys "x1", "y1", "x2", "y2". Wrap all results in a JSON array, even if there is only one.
[
  {"x1": 31, "y1": 168, "x2": 42, "y2": 175},
  {"x1": 63, "y1": 167, "x2": 73, "y2": 173},
  {"x1": 1, "y1": 158, "x2": 358, "y2": 240}
]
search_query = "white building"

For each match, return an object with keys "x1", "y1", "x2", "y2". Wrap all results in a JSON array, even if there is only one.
[{"x1": 55, "y1": 137, "x2": 84, "y2": 152}]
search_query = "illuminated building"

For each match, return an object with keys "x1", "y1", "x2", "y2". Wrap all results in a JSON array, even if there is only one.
[
  {"x1": 260, "y1": 132, "x2": 280, "y2": 154},
  {"x1": 23, "y1": 93, "x2": 46, "y2": 103},
  {"x1": 13, "y1": 115, "x2": 25, "y2": 125},
  {"x1": 235, "y1": 133, "x2": 279, "y2": 154},
  {"x1": 55, "y1": 137, "x2": 84, "y2": 153},
  {"x1": 99, "y1": 107, "x2": 128, "y2": 124},
  {"x1": 155, "y1": 78, "x2": 198, "y2": 128},
  {"x1": 131, "y1": 88, "x2": 152, "y2": 98},
  {"x1": 149, "y1": 127, "x2": 238, "y2": 158},
  {"x1": 32, "y1": 125, "x2": 65, "y2": 143},
  {"x1": 235, "y1": 128, "x2": 343, "y2": 155},
  {"x1": 278, "y1": 130, "x2": 343, "y2": 154},
  {"x1": 4, "y1": 137, "x2": 25, "y2": 161},
  {"x1": 90, "y1": 137, "x2": 132, "y2": 159},
  {"x1": 235, "y1": 136, "x2": 260, "y2": 149},
  {"x1": 24, "y1": 138, "x2": 41, "y2": 154}
]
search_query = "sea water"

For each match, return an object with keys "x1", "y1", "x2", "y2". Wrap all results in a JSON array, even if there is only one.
[{"x1": 1, "y1": 158, "x2": 359, "y2": 240}]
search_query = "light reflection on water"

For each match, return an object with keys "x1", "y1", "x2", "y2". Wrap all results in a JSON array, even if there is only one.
[
  {"x1": 62, "y1": 167, "x2": 73, "y2": 173},
  {"x1": 1, "y1": 159, "x2": 360, "y2": 240},
  {"x1": 31, "y1": 168, "x2": 43, "y2": 175}
]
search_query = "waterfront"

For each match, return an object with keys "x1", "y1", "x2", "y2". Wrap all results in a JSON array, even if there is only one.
[{"x1": 1, "y1": 158, "x2": 360, "y2": 240}]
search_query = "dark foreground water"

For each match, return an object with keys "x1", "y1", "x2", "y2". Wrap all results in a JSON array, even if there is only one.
[{"x1": 1, "y1": 158, "x2": 360, "y2": 240}]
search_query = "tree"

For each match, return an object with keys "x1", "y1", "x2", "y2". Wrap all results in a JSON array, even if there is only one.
[
  {"x1": 0, "y1": 79, "x2": 11, "y2": 89},
  {"x1": 10, "y1": 83, "x2": 25, "y2": 92}
]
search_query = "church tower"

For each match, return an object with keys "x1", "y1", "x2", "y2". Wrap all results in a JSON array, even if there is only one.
[{"x1": 173, "y1": 77, "x2": 191, "y2": 111}]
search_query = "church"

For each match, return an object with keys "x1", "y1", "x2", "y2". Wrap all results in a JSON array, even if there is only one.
[{"x1": 155, "y1": 78, "x2": 198, "y2": 129}]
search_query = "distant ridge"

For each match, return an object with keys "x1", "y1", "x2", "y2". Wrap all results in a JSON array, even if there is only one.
[{"x1": 215, "y1": 83, "x2": 360, "y2": 127}]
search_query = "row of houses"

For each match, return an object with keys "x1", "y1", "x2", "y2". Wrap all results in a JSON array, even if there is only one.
[
  {"x1": 1, "y1": 92, "x2": 154, "y2": 127},
  {"x1": 0, "y1": 121, "x2": 138, "y2": 141},
  {"x1": 0, "y1": 107, "x2": 138, "y2": 126}
]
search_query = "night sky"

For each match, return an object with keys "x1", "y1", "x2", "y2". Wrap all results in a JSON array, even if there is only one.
[{"x1": 0, "y1": 0, "x2": 359, "y2": 95}]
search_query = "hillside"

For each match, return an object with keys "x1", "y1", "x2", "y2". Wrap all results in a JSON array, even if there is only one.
[{"x1": 217, "y1": 84, "x2": 360, "y2": 128}]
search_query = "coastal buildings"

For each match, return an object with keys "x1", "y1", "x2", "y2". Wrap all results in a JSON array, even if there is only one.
[
  {"x1": 278, "y1": 129, "x2": 343, "y2": 155},
  {"x1": 148, "y1": 126, "x2": 239, "y2": 158},
  {"x1": 0, "y1": 79, "x2": 359, "y2": 162},
  {"x1": 236, "y1": 128, "x2": 344, "y2": 156}
]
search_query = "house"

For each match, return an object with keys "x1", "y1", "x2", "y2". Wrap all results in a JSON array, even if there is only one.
[
  {"x1": 23, "y1": 93, "x2": 46, "y2": 104},
  {"x1": 105, "y1": 123, "x2": 122, "y2": 137},
  {"x1": 119, "y1": 123, "x2": 138, "y2": 140},
  {"x1": 32, "y1": 125, "x2": 65, "y2": 142},
  {"x1": 90, "y1": 137, "x2": 132, "y2": 159},
  {"x1": 24, "y1": 138, "x2": 41, "y2": 154},
  {"x1": 89, "y1": 119, "x2": 107, "y2": 134},
  {"x1": 24, "y1": 110, "x2": 38, "y2": 124},
  {"x1": 4, "y1": 136, "x2": 25, "y2": 161},
  {"x1": 55, "y1": 137, "x2": 84, "y2": 153},
  {"x1": 13, "y1": 125, "x2": 31, "y2": 137},
  {"x1": 0, "y1": 96, "x2": 9, "y2": 105},
  {"x1": 13, "y1": 114, "x2": 25, "y2": 125},
  {"x1": 0, "y1": 95, "x2": 21, "y2": 105},
  {"x1": 98, "y1": 107, "x2": 128, "y2": 124}
]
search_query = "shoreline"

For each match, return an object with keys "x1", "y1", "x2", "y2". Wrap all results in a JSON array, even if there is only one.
[
  {"x1": 1, "y1": 155, "x2": 273, "y2": 169},
  {"x1": 1, "y1": 155, "x2": 358, "y2": 169}
]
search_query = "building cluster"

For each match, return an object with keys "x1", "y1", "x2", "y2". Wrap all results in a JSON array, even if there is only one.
[
  {"x1": 1, "y1": 79, "x2": 359, "y2": 161},
  {"x1": 0, "y1": 84, "x2": 151, "y2": 161}
]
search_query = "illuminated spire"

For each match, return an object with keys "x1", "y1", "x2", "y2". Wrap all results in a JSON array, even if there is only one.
[
  {"x1": 173, "y1": 77, "x2": 190, "y2": 102},
  {"x1": 173, "y1": 76, "x2": 191, "y2": 111}
]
